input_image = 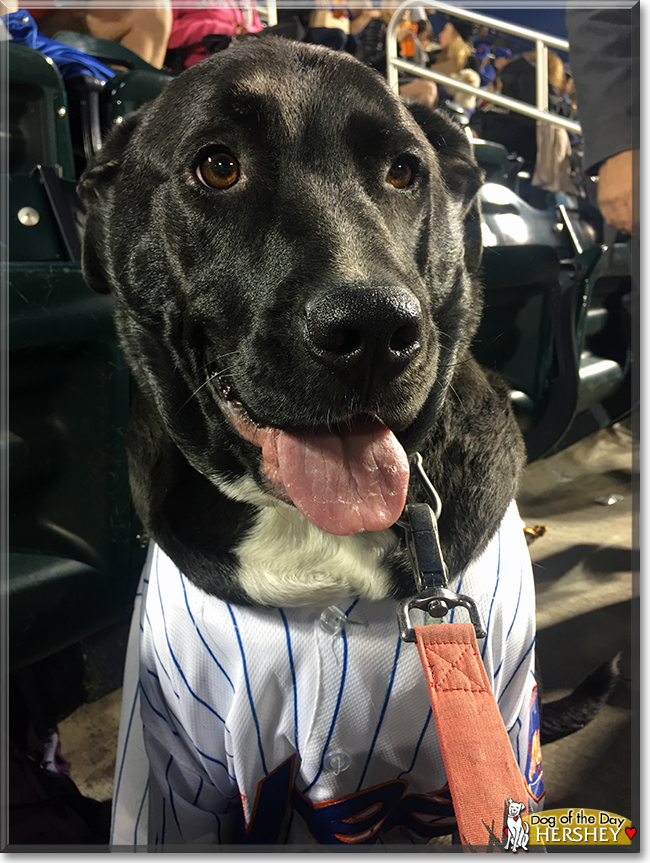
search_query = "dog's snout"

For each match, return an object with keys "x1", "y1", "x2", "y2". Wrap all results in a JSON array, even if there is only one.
[{"x1": 304, "y1": 287, "x2": 422, "y2": 378}]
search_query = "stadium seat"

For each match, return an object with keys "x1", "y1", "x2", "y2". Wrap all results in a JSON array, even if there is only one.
[
  {"x1": 8, "y1": 262, "x2": 145, "y2": 670},
  {"x1": 9, "y1": 41, "x2": 76, "y2": 179},
  {"x1": 472, "y1": 139, "x2": 522, "y2": 186},
  {"x1": 9, "y1": 41, "x2": 81, "y2": 261},
  {"x1": 53, "y1": 31, "x2": 173, "y2": 163},
  {"x1": 53, "y1": 30, "x2": 161, "y2": 72}
]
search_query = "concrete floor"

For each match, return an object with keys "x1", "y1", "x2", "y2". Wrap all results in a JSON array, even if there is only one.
[
  {"x1": 58, "y1": 424, "x2": 638, "y2": 829},
  {"x1": 518, "y1": 423, "x2": 636, "y2": 823}
]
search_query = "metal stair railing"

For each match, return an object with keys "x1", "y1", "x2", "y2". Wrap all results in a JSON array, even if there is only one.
[{"x1": 385, "y1": 0, "x2": 581, "y2": 135}]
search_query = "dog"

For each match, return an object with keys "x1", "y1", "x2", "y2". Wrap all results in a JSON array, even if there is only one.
[
  {"x1": 80, "y1": 39, "x2": 542, "y2": 847},
  {"x1": 504, "y1": 799, "x2": 529, "y2": 852}
]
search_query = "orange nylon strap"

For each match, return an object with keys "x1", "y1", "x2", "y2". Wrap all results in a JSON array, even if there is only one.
[{"x1": 414, "y1": 622, "x2": 530, "y2": 849}]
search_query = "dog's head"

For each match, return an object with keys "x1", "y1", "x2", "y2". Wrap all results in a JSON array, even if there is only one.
[
  {"x1": 507, "y1": 799, "x2": 526, "y2": 818},
  {"x1": 80, "y1": 40, "x2": 483, "y2": 540}
]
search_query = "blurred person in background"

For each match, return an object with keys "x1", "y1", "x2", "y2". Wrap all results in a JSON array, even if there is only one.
[
  {"x1": 426, "y1": 14, "x2": 480, "y2": 110},
  {"x1": 307, "y1": 1, "x2": 356, "y2": 53},
  {"x1": 475, "y1": 44, "x2": 512, "y2": 91},
  {"x1": 356, "y1": 3, "x2": 438, "y2": 107},
  {"x1": 167, "y1": 3, "x2": 264, "y2": 69},
  {"x1": 566, "y1": 7, "x2": 637, "y2": 235},
  {"x1": 306, "y1": 0, "x2": 381, "y2": 54},
  {"x1": 429, "y1": 14, "x2": 478, "y2": 77},
  {"x1": 559, "y1": 66, "x2": 578, "y2": 118},
  {"x1": 17, "y1": 1, "x2": 173, "y2": 68},
  {"x1": 470, "y1": 48, "x2": 569, "y2": 167}
]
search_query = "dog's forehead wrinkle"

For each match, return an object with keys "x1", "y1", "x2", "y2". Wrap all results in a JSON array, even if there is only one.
[
  {"x1": 223, "y1": 63, "x2": 403, "y2": 154},
  {"x1": 229, "y1": 69, "x2": 341, "y2": 144}
]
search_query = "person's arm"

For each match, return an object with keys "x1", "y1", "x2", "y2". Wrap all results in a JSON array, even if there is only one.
[
  {"x1": 566, "y1": 8, "x2": 634, "y2": 174},
  {"x1": 349, "y1": 7, "x2": 379, "y2": 35},
  {"x1": 566, "y1": 8, "x2": 637, "y2": 233}
]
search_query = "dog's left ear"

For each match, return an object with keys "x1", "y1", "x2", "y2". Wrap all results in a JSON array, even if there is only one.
[
  {"x1": 404, "y1": 101, "x2": 484, "y2": 273},
  {"x1": 77, "y1": 108, "x2": 148, "y2": 294}
]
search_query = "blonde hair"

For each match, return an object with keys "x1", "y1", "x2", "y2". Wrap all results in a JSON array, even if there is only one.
[
  {"x1": 437, "y1": 27, "x2": 473, "y2": 75},
  {"x1": 523, "y1": 49, "x2": 565, "y2": 90}
]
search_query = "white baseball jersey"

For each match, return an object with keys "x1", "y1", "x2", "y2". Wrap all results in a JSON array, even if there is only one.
[{"x1": 110, "y1": 501, "x2": 544, "y2": 848}]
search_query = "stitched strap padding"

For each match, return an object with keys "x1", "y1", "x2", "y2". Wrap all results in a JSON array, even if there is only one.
[{"x1": 414, "y1": 623, "x2": 530, "y2": 849}]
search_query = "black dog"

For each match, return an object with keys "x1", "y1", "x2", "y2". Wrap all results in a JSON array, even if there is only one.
[
  {"x1": 81, "y1": 40, "x2": 542, "y2": 847},
  {"x1": 80, "y1": 39, "x2": 522, "y2": 604}
]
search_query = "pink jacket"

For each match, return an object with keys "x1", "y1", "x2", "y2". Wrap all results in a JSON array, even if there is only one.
[{"x1": 169, "y1": 4, "x2": 263, "y2": 68}]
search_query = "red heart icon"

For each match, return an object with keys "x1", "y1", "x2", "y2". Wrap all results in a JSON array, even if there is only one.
[{"x1": 626, "y1": 827, "x2": 636, "y2": 840}]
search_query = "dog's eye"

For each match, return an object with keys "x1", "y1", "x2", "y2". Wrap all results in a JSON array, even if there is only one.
[
  {"x1": 386, "y1": 157, "x2": 415, "y2": 189},
  {"x1": 197, "y1": 153, "x2": 240, "y2": 189}
]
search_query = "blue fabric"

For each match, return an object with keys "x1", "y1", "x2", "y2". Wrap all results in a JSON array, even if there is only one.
[
  {"x1": 479, "y1": 61, "x2": 496, "y2": 89},
  {"x1": 3, "y1": 10, "x2": 115, "y2": 81}
]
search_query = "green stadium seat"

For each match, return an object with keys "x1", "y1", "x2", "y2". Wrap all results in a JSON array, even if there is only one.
[
  {"x1": 476, "y1": 240, "x2": 630, "y2": 461},
  {"x1": 8, "y1": 263, "x2": 146, "y2": 671},
  {"x1": 472, "y1": 139, "x2": 525, "y2": 187},
  {"x1": 9, "y1": 42, "x2": 76, "y2": 179},
  {"x1": 102, "y1": 68, "x2": 172, "y2": 129},
  {"x1": 53, "y1": 30, "x2": 161, "y2": 72},
  {"x1": 52, "y1": 32, "x2": 172, "y2": 163}
]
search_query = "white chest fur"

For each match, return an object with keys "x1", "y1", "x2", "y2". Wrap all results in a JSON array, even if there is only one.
[{"x1": 221, "y1": 476, "x2": 399, "y2": 607}]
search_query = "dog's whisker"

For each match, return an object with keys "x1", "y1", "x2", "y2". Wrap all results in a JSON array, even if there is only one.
[
  {"x1": 448, "y1": 382, "x2": 463, "y2": 405},
  {"x1": 175, "y1": 369, "x2": 226, "y2": 415},
  {"x1": 197, "y1": 351, "x2": 241, "y2": 374}
]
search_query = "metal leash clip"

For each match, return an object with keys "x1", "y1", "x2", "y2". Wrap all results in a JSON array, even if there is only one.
[{"x1": 396, "y1": 454, "x2": 487, "y2": 643}]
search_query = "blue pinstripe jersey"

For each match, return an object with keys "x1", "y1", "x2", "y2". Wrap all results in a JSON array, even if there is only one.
[{"x1": 110, "y1": 501, "x2": 543, "y2": 848}]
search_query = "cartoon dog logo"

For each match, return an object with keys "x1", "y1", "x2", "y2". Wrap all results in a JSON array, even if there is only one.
[{"x1": 503, "y1": 799, "x2": 529, "y2": 852}]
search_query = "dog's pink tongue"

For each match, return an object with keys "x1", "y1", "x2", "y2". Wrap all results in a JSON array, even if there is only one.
[{"x1": 274, "y1": 421, "x2": 409, "y2": 535}]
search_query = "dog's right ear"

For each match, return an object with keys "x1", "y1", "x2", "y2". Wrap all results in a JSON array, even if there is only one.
[
  {"x1": 77, "y1": 109, "x2": 145, "y2": 294},
  {"x1": 404, "y1": 101, "x2": 484, "y2": 274}
]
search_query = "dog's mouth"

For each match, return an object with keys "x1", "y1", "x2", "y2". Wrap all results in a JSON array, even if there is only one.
[{"x1": 214, "y1": 377, "x2": 410, "y2": 536}]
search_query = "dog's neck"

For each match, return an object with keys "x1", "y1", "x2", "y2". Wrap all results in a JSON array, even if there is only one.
[{"x1": 221, "y1": 475, "x2": 399, "y2": 607}]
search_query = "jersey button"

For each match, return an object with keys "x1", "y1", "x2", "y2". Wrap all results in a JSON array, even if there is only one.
[
  {"x1": 323, "y1": 750, "x2": 351, "y2": 775},
  {"x1": 319, "y1": 605, "x2": 347, "y2": 635}
]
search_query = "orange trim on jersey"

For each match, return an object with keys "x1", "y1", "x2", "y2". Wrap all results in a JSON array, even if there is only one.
[
  {"x1": 342, "y1": 802, "x2": 382, "y2": 823},
  {"x1": 242, "y1": 754, "x2": 297, "y2": 833},
  {"x1": 524, "y1": 685, "x2": 545, "y2": 803},
  {"x1": 526, "y1": 783, "x2": 546, "y2": 803},
  {"x1": 334, "y1": 820, "x2": 385, "y2": 843},
  {"x1": 424, "y1": 783, "x2": 453, "y2": 805}
]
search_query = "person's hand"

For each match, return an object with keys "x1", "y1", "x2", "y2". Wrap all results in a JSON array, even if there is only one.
[
  {"x1": 597, "y1": 149, "x2": 637, "y2": 234},
  {"x1": 235, "y1": 24, "x2": 250, "y2": 35}
]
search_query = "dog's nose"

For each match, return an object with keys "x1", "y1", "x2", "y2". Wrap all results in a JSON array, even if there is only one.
[{"x1": 304, "y1": 287, "x2": 422, "y2": 377}]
